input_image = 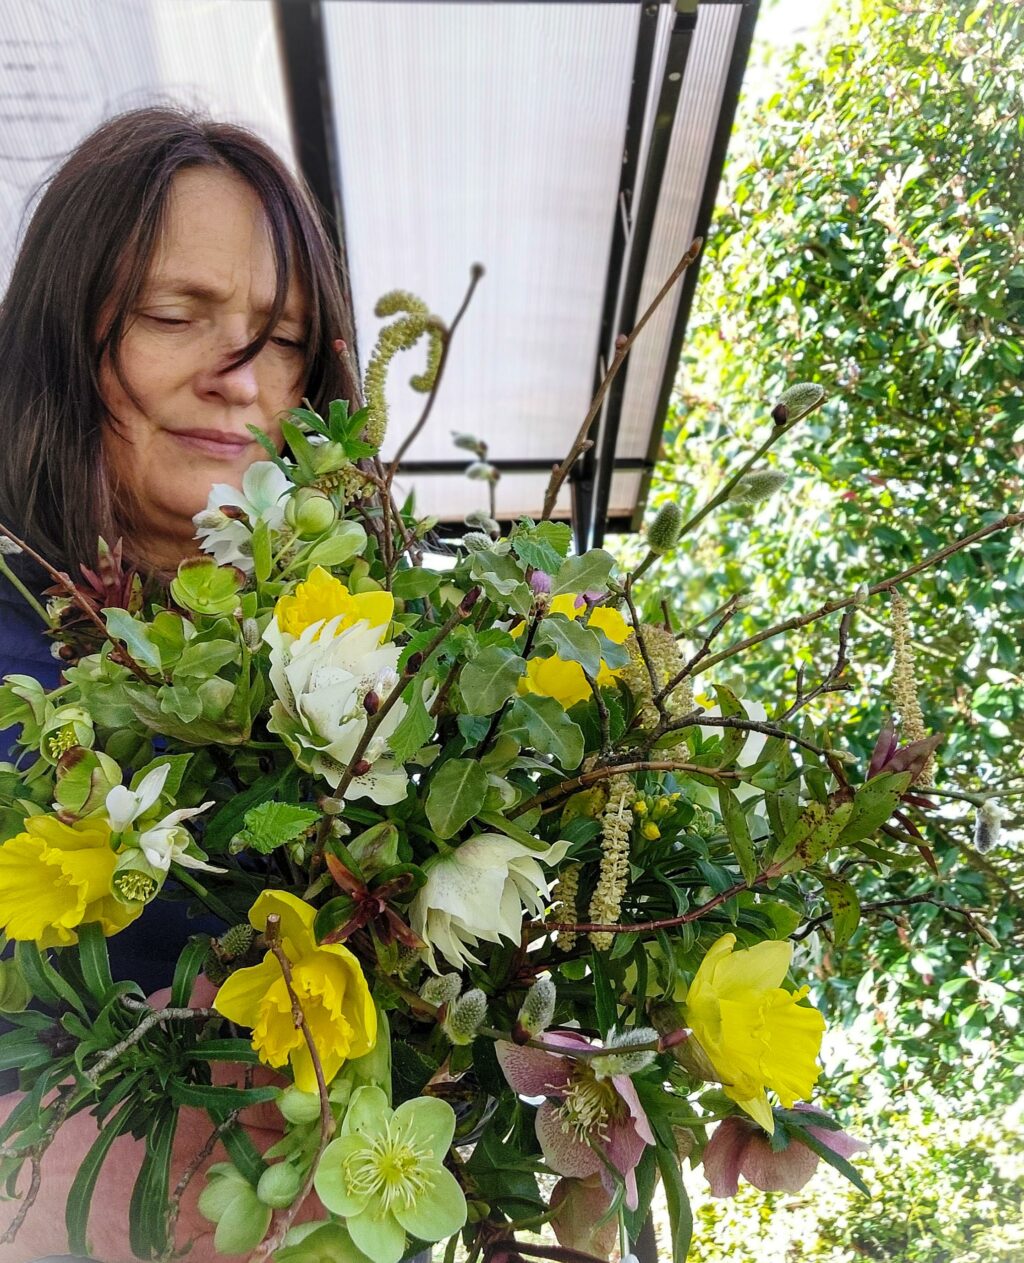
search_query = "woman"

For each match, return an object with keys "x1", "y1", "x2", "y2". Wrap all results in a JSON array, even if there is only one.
[{"x1": 0, "y1": 106, "x2": 359, "y2": 1262}]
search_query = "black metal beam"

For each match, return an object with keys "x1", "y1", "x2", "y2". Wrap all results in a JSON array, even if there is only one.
[
  {"x1": 588, "y1": 3, "x2": 697, "y2": 549},
  {"x1": 273, "y1": 0, "x2": 360, "y2": 366},
  {"x1": 395, "y1": 457, "x2": 652, "y2": 476},
  {"x1": 628, "y1": 0, "x2": 760, "y2": 534},
  {"x1": 573, "y1": 0, "x2": 661, "y2": 552}
]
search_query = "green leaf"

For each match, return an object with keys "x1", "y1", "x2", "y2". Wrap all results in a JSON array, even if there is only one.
[
  {"x1": 238, "y1": 801, "x2": 319, "y2": 853},
  {"x1": 171, "y1": 936, "x2": 211, "y2": 1009},
  {"x1": 392, "y1": 568, "x2": 442, "y2": 600},
  {"x1": 505, "y1": 695, "x2": 584, "y2": 771},
  {"x1": 168, "y1": 1082, "x2": 281, "y2": 1111},
  {"x1": 791, "y1": 1126, "x2": 871, "y2": 1196},
  {"x1": 590, "y1": 949, "x2": 618, "y2": 1032},
  {"x1": 510, "y1": 520, "x2": 572, "y2": 574},
  {"x1": 550, "y1": 548, "x2": 615, "y2": 597},
  {"x1": 251, "y1": 518, "x2": 272, "y2": 583},
  {"x1": 655, "y1": 1137, "x2": 693, "y2": 1263},
  {"x1": 460, "y1": 645, "x2": 526, "y2": 715},
  {"x1": 388, "y1": 685, "x2": 436, "y2": 763},
  {"x1": 203, "y1": 765, "x2": 299, "y2": 853},
  {"x1": 129, "y1": 754, "x2": 192, "y2": 803},
  {"x1": 76, "y1": 922, "x2": 114, "y2": 1003},
  {"x1": 185, "y1": 1039, "x2": 262, "y2": 1065},
  {"x1": 302, "y1": 522, "x2": 369, "y2": 570},
  {"x1": 718, "y1": 786, "x2": 757, "y2": 884},
  {"x1": 15, "y1": 942, "x2": 87, "y2": 1015},
  {"x1": 425, "y1": 759, "x2": 489, "y2": 839},
  {"x1": 771, "y1": 801, "x2": 854, "y2": 875},
  {"x1": 476, "y1": 810, "x2": 549, "y2": 853},
  {"x1": 821, "y1": 875, "x2": 861, "y2": 946},
  {"x1": 837, "y1": 772, "x2": 913, "y2": 844},
  {"x1": 129, "y1": 1108, "x2": 178, "y2": 1258},
  {"x1": 102, "y1": 609, "x2": 163, "y2": 670},
  {"x1": 66, "y1": 1099, "x2": 135, "y2": 1256},
  {"x1": 534, "y1": 615, "x2": 603, "y2": 677}
]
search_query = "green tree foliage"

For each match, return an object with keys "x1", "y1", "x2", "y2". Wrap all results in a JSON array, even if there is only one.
[{"x1": 626, "y1": 0, "x2": 1023, "y2": 1095}]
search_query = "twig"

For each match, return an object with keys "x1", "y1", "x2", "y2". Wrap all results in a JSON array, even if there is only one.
[
  {"x1": 0, "y1": 520, "x2": 158, "y2": 684},
  {"x1": 511, "y1": 758, "x2": 738, "y2": 818},
  {"x1": 164, "y1": 1108, "x2": 243, "y2": 1253},
  {"x1": 92, "y1": 1001, "x2": 217, "y2": 1080},
  {"x1": 791, "y1": 893, "x2": 994, "y2": 943},
  {"x1": 697, "y1": 511, "x2": 1024, "y2": 676},
  {"x1": 775, "y1": 604, "x2": 855, "y2": 721},
  {"x1": 655, "y1": 594, "x2": 745, "y2": 701},
  {"x1": 251, "y1": 918, "x2": 335, "y2": 1262},
  {"x1": 386, "y1": 265, "x2": 485, "y2": 488},
  {"x1": 673, "y1": 713, "x2": 851, "y2": 786},
  {"x1": 622, "y1": 580, "x2": 669, "y2": 725},
  {"x1": 540, "y1": 238, "x2": 703, "y2": 521}
]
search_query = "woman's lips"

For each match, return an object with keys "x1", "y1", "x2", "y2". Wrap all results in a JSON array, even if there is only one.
[{"x1": 167, "y1": 428, "x2": 253, "y2": 459}]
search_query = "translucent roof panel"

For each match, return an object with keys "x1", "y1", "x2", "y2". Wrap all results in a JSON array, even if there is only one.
[
  {"x1": 0, "y1": 0, "x2": 292, "y2": 288},
  {"x1": 323, "y1": 1, "x2": 640, "y2": 520}
]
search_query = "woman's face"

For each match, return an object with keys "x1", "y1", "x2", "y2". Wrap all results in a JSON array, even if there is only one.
[{"x1": 99, "y1": 166, "x2": 310, "y2": 569}]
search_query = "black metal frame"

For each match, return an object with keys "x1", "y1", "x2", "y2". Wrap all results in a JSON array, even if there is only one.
[{"x1": 592, "y1": 0, "x2": 762, "y2": 545}]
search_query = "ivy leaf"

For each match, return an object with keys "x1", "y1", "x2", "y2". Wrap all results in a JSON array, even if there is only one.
[
  {"x1": 238, "y1": 801, "x2": 319, "y2": 853},
  {"x1": 426, "y1": 759, "x2": 488, "y2": 839}
]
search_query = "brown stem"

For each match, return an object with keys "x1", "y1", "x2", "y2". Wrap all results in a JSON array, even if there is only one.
[
  {"x1": 541, "y1": 238, "x2": 703, "y2": 521},
  {"x1": 511, "y1": 758, "x2": 738, "y2": 818},
  {"x1": 251, "y1": 919, "x2": 335, "y2": 1262},
  {"x1": 697, "y1": 511, "x2": 1024, "y2": 676},
  {"x1": 386, "y1": 265, "x2": 485, "y2": 489}
]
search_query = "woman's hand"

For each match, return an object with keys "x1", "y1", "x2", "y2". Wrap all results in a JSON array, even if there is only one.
[{"x1": 0, "y1": 977, "x2": 324, "y2": 1262}]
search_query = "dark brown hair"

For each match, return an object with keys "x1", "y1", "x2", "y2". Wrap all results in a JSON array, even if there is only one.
[{"x1": 0, "y1": 106, "x2": 358, "y2": 573}]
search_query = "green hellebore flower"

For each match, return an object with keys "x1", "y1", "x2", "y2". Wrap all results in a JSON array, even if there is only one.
[
  {"x1": 170, "y1": 557, "x2": 244, "y2": 617},
  {"x1": 314, "y1": 1085, "x2": 467, "y2": 1263},
  {"x1": 275, "y1": 1220, "x2": 373, "y2": 1263},
  {"x1": 197, "y1": 1162, "x2": 272, "y2": 1255}
]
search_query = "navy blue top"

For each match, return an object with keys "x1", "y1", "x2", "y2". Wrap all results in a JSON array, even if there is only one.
[{"x1": 0, "y1": 574, "x2": 221, "y2": 998}]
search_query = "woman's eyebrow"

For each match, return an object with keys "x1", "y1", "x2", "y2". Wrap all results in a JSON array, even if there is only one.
[{"x1": 141, "y1": 278, "x2": 306, "y2": 323}]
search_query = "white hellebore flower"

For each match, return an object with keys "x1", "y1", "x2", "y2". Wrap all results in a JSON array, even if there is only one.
[
  {"x1": 410, "y1": 833, "x2": 571, "y2": 972},
  {"x1": 264, "y1": 614, "x2": 409, "y2": 805},
  {"x1": 105, "y1": 763, "x2": 222, "y2": 873},
  {"x1": 193, "y1": 460, "x2": 291, "y2": 573}
]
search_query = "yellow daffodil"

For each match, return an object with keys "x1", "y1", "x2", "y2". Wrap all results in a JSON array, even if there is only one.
[
  {"x1": 0, "y1": 815, "x2": 143, "y2": 947},
  {"x1": 214, "y1": 890, "x2": 377, "y2": 1092},
  {"x1": 274, "y1": 566, "x2": 394, "y2": 642},
  {"x1": 518, "y1": 595, "x2": 632, "y2": 709},
  {"x1": 684, "y1": 933, "x2": 825, "y2": 1133}
]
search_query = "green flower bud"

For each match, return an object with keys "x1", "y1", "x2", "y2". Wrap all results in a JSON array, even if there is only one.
[
  {"x1": 219, "y1": 923, "x2": 256, "y2": 958},
  {"x1": 465, "y1": 508, "x2": 500, "y2": 536},
  {"x1": 517, "y1": 978, "x2": 556, "y2": 1038},
  {"x1": 198, "y1": 1164, "x2": 272, "y2": 1255},
  {"x1": 40, "y1": 705, "x2": 95, "y2": 766},
  {"x1": 730, "y1": 469, "x2": 788, "y2": 505},
  {"x1": 257, "y1": 1161, "x2": 303, "y2": 1208},
  {"x1": 771, "y1": 381, "x2": 825, "y2": 424},
  {"x1": 285, "y1": 489, "x2": 337, "y2": 539},
  {"x1": 277, "y1": 1086, "x2": 323, "y2": 1125},
  {"x1": 53, "y1": 747, "x2": 122, "y2": 817},
  {"x1": 420, "y1": 973, "x2": 462, "y2": 1009},
  {"x1": 241, "y1": 617, "x2": 263, "y2": 653},
  {"x1": 443, "y1": 989, "x2": 487, "y2": 1045},
  {"x1": 202, "y1": 948, "x2": 230, "y2": 987},
  {"x1": 0, "y1": 958, "x2": 31, "y2": 1013},
  {"x1": 647, "y1": 501, "x2": 683, "y2": 555},
  {"x1": 465, "y1": 461, "x2": 499, "y2": 482},
  {"x1": 462, "y1": 531, "x2": 496, "y2": 553}
]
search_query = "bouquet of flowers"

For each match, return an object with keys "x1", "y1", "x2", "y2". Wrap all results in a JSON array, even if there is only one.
[{"x1": 0, "y1": 257, "x2": 1009, "y2": 1263}]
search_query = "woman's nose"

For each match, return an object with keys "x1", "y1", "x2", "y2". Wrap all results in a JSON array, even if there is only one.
[{"x1": 195, "y1": 343, "x2": 261, "y2": 408}]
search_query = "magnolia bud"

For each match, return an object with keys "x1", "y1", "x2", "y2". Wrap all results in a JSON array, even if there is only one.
[
  {"x1": 647, "y1": 501, "x2": 683, "y2": 555},
  {"x1": 730, "y1": 469, "x2": 788, "y2": 505},
  {"x1": 974, "y1": 799, "x2": 1008, "y2": 854},
  {"x1": 771, "y1": 381, "x2": 825, "y2": 425},
  {"x1": 242, "y1": 617, "x2": 262, "y2": 653},
  {"x1": 420, "y1": 973, "x2": 462, "y2": 1009},
  {"x1": 853, "y1": 583, "x2": 870, "y2": 607},
  {"x1": 285, "y1": 488, "x2": 337, "y2": 538},
  {"x1": 452, "y1": 431, "x2": 487, "y2": 457},
  {"x1": 443, "y1": 989, "x2": 487, "y2": 1045},
  {"x1": 515, "y1": 978, "x2": 556, "y2": 1041},
  {"x1": 465, "y1": 461, "x2": 499, "y2": 482},
  {"x1": 591, "y1": 1026, "x2": 659, "y2": 1080}
]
